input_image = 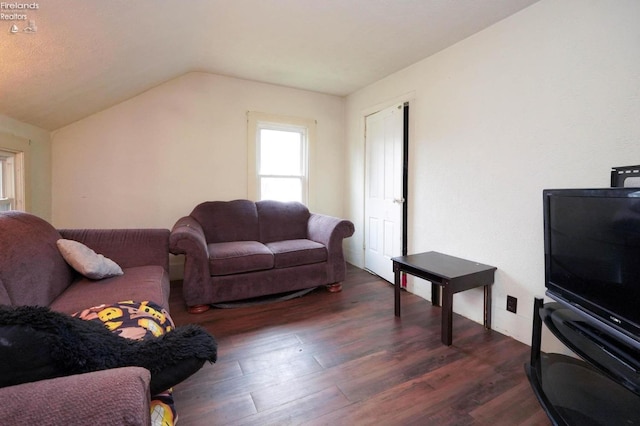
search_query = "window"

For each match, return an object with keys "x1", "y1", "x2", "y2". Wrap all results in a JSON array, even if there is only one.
[
  {"x1": 0, "y1": 149, "x2": 24, "y2": 212},
  {"x1": 257, "y1": 125, "x2": 306, "y2": 203},
  {"x1": 247, "y1": 112, "x2": 315, "y2": 204}
]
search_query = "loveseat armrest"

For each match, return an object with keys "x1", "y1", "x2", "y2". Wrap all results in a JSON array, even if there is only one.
[
  {"x1": 59, "y1": 229, "x2": 170, "y2": 273},
  {"x1": 0, "y1": 367, "x2": 151, "y2": 425},
  {"x1": 308, "y1": 213, "x2": 355, "y2": 283},
  {"x1": 169, "y1": 217, "x2": 210, "y2": 306},
  {"x1": 308, "y1": 213, "x2": 355, "y2": 247}
]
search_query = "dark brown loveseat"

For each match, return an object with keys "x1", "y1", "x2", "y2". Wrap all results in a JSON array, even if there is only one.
[{"x1": 169, "y1": 200, "x2": 355, "y2": 313}]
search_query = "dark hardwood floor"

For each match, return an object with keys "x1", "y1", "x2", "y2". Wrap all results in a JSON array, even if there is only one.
[{"x1": 169, "y1": 264, "x2": 549, "y2": 425}]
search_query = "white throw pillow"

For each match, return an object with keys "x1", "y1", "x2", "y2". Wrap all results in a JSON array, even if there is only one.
[{"x1": 56, "y1": 239, "x2": 124, "y2": 280}]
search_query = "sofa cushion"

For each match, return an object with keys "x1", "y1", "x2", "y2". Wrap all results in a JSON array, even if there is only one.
[
  {"x1": 266, "y1": 239, "x2": 327, "y2": 269},
  {"x1": 56, "y1": 239, "x2": 124, "y2": 280},
  {"x1": 191, "y1": 200, "x2": 260, "y2": 243},
  {"x1": 208, "y1": 241, "x2": 274, "y2": 276},
  {"x1": 0, "y1": 211, "x2": 74, "y2": 306},
  {"x1": 49, "y1": 266, "x2": 170, "y2": 315},
  {"x1": 257, "y1": 200, "x2": 310, "y2": 243}
]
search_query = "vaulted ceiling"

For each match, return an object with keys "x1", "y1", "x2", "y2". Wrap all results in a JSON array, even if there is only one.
[{"x1": 0, "y1": 0, "x2": 540, "y2": 130}]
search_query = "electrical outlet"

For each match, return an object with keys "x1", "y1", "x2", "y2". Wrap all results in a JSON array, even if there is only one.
[{"x1": 507, "y1": 295, "x2": 517, "y2": 314}]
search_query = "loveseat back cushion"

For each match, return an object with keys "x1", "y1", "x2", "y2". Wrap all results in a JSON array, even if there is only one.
[
  {"x1": 207, "y1": 241, "x2": 274, "y2": 276},
  {"x1": 0, "y1": 211, "x2": 74, "y2": 306},
  {"x1": 191, "y1": 200, "x2": 260, "y2": 243},
  {"x1": 256, "y1": 200, "x2": 310, "y2": 243}
]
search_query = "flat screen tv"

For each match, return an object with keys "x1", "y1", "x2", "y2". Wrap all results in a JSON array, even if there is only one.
[{"x1": 544, "y1": 187, "x2": 640, "y2": 350}]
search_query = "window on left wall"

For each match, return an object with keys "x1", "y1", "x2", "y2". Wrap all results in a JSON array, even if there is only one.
[{"x1": 0, "y1": 149, "x2": 24, "y2": 212}]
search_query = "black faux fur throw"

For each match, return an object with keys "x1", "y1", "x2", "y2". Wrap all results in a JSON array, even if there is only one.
[{"x1": 0, "y1": 305, "x2": 217, "y2": 394}]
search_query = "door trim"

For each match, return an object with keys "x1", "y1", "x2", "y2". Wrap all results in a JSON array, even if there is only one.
[
  {"x1": 362, "y1": 100, "x2": 410, "y2": 280},
  {"x1": 402, "y1": 102, "x2": 409, "y2": 257}
]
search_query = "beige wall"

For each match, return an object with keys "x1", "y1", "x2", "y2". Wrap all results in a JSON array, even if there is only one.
[
  {"x1": 51, "y1": 72, "x2": 345, "y2": 276},
  {"x1": 345, "y1": 0, "x2": 640, "y2": 347},
  {"x1": 0, "y1": 114, "x2": 51, "y2": 220},
  {"x1": 51, "y1": 72, "x2": 345, "y2": 228}
]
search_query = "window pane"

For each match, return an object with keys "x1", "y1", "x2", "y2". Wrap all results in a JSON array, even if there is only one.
[
  {"x1": 261, "y1": 177, "x2": 302, "y2": 202},
  {"x1": 259, "y1": 129, "x2": 302, "y2": 176}
]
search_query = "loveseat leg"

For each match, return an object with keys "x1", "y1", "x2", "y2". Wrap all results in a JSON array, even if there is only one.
[
  {"x1": 188, "y1": 304, "x2": 211, "y2": 314},
  {"x1": 326, "y1": 283, "x2": 342, "y2": 293}
]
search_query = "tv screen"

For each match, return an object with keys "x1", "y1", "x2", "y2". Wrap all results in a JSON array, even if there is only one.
[{"x1": 544, "y1": 188, "x2": 640, "y2": 349}]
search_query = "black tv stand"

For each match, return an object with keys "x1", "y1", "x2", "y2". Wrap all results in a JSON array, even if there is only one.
[{"x1": 525, "y1": 298, "x2": 640, "y2": 425}]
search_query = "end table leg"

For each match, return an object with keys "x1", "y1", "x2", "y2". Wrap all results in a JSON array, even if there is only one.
[
  {"x1": 394, "y1": 263, "x2": 401, "y2": 317},
  {"x1": 431, "y1": 284, "x2": 441, "y2": 307},
  {"x1": 442, "y1": 285, "x2": 453, "y2": 346},
  {"x1": 484, "y1": 285, "x2": 492, "y2": 330}
]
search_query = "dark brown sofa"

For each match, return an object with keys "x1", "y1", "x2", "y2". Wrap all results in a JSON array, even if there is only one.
[
  {"x1": 0, "y1": 210, "x2": 170, "y2": 425},
  {"x1": 169, "y1": 200, "x2": 355, "y2": 313}
]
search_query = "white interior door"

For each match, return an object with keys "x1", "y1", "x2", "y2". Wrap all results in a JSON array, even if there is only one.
[{"x1": 364, "y1": 103, "x2": 404, "y2": 283}]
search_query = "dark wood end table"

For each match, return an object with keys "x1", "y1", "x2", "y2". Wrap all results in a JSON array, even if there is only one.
[{"x1": 392, "y1": 251, "x2": 496, "y2": 346}]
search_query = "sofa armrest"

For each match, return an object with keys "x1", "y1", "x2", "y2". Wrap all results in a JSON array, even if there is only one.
[
  {"x1": 308, "y1": 213, "x2": 355, "y2": 283},
  {"x1": 0, "y1": 367, "x2": 151, "y2": 425},
  {"x1": 169, "y1": 217, "x2": 210, "y2": 306},
  {"x1": 59, "y1": 229, "x2": 170, "y2": 273},
  {"x1": 169, "y1": 216, "x2": 208, "y2": 255}
]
